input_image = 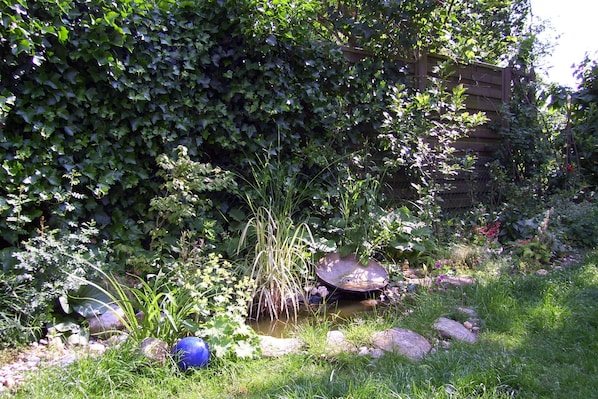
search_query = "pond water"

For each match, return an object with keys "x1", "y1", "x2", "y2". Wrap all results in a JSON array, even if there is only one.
[{"x1": 248, "y1": 297, "x2": 381, "y2": 338}]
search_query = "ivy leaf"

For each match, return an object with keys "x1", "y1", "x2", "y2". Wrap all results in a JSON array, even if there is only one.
[
  {"x1": 266, "y1": 35, "x2": 277, "y2": 46},
  {"x1": 58, "y1": 26, "x2": 69, "y2": 43}
]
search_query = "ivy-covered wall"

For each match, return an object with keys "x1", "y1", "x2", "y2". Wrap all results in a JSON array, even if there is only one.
[{"x1": 0, "y1": 0, "x2": 401, "y2": 258}]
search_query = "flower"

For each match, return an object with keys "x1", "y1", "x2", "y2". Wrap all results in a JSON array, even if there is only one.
[
  {"x1": 474, "y1": 221, "x2": 501, "y2": 240},
  {"x1": 566, "y1": 164, "x2": 575, "y2": 172}
]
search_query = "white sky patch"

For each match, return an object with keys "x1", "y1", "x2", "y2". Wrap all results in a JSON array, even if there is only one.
[{"x1": 530, "y1": 0, "x2": 598, "y2": 88}]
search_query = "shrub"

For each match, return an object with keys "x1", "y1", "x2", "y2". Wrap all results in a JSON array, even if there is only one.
[
  {"x1": 0, "y1": 0, "x2": 395, "y2": 264},
  {"x1": 80, "y1": 244, "x2": 258, "y2": 359},
  {"x1": 1, "y1": 221, "x2": 111, "y2": 345},
  {"x1": 380, "y1": 61, "x2": 488, "y2": 222}
]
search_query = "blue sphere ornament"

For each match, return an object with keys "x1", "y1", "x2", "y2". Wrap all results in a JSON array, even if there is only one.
[{"x1": 172, "y1": 337, "x2": 210, "y2": 371}]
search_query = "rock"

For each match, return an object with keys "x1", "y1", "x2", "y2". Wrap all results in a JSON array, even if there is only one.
[
  {"x1": 369, "y1": 348, "x2": 385, "y2": 358},
  {"x1": 67, "y1": 333, "x2": 88, "y2": 346},
  {"x1": 106, "y1": 333, "x2": 129, "y2": 347},
  {"x1": 406, "y1": 276, "x2": 476, "y2": 288},
  {"x1": 325, "y1": 330, "x2": 356, "y2": 355},
  {"x1": 87, "y1": 304, "x2": 127, "y2": 337},
  {"x1": 434, "y1": 317, "x2": 477, "y2": 343},
  {"x1": 48, "y1": 336, "x2": 65, "y2": 350},
  {"x1": 372, "y1": 328, "x2": 432, "y2": 360},
  {"x1": 59, "y1": 354, "x2": 77, "y2": 367},
  {"x1": 3, "y1": 376, "x2": 16, "y2": 389},
  {"x1": 258, "y1": 335, "x2": 304, "y2": 357},
  {"x1": 457, "y1": 307, "x2": 479, "y2": 318},
  {"x1": 357, "y1": 346, "x2": 370, "y2": 356},
  {"x1": 139, "y1": 337, "x2": 169, "y2": 364},
  {"x1": 457, "y1": 307, "x2": 482, "y2": 332},
  {"x1": 88, "y1": 342, "x2": 107, "y2": 354},
  {"x1": 440, "y1": 276, "x2": 476, "y2": 286}
]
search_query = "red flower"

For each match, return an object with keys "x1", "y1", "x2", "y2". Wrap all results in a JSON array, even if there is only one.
[
  {"x1": 474, "y1": 221, "x2": 501, "y2": 240},
  {"x1": 566, "y1": 164, "x2": 574, "y2": 172}
]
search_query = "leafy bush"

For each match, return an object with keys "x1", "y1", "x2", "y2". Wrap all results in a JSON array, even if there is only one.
[
  {"x1": 317, "y1": 168, "x2": 434, "y2": 264},
  {"x1": 380, "y1": 61, "x2": 487, "y2": 221},
  {"x1": 0, "y1": 221, "x2": 111, "y2": 344},
  {"x1": 570, "y1": 57, "x2": 598, "y2": 186},
  {"x1": 126, "y1": 145, "x2": 236, "y2": 273},
  {"x1": 80, "y1": 246, "x2": 258, "y2": 359},
  {"x1": 1, "y1": 0, "x2": 398, "y2": 263},
  {"x1": 550, "y1": 197, "x2": 598, "y2": 249}
]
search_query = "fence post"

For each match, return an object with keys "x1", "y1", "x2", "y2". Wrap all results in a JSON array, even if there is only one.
[
  {"x1": 415, "y1": 52, "x2": 428, "y2": 91},
  {"x1": 502, "y1": 66, "x2": 512, "y2": 104}
]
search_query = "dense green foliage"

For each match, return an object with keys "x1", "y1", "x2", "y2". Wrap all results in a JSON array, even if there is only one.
[
  {"x1": 0, "y1": 0, "x2": 395, "y2": 258},
  {"x1": 381, "y1": 62, "x2": 487, "y2": 220},
  {"x1": 317, "y1": 0, "x2": 530, "y2": 64},
  {"x1": 0, "y1": 0, "x2": 534, "y2": 259},
  {"x1": 570, "y1": 57, "x2": 598, "y2": 186},
  {"x1": 7, "y1": 0, "x2": 587, "y2": 348},
  {"x1": 0, "y1": 222, "x2": 110, "y2": 345}
]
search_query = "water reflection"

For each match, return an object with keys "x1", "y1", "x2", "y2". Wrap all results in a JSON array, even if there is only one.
[{"x1": 248, "y1": 298, "x2": 380, "y2": 338}]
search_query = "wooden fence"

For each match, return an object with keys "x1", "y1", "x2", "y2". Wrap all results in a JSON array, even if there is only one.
[{"x1": 343, "y1": 48, "x2": 512, "y2": 210}]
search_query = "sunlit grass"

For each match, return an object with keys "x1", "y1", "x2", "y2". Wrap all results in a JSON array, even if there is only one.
[{"x1": 8, "y1": 252, "x2": 598, "y2": 398}]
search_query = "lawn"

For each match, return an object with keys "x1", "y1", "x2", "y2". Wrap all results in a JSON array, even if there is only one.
[{"x1": 6, "y1": 250, "x2": 598, "y2": 399}]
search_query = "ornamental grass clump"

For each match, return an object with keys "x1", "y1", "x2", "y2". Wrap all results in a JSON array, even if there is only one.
[
  {"x1": 239, "y1": 205, "x2": 314, "y2": 321},
  {"x1": 236, "y1": 149, "x2": 317, "y2": 321}
]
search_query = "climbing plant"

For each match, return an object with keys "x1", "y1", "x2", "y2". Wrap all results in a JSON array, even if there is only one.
[
  {"x1": 314, "y1": 0, "x2": 530, "y2": 64},
  {"x1": 0, "y1": 0, "x2": 399, "y2": 264}
]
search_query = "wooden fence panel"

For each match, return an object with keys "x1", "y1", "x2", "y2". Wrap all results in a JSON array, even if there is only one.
[
  {"x1": 343, "y1": 48, "x2": 512, "y2": 210},
  {"x1": 342, "y1": 48, "x2": 509, "y2": 210}
]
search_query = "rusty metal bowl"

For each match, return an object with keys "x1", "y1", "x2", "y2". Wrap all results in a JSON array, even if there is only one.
[{"x1": 315, "y1": 253, "x2": 389, "y2": 293}]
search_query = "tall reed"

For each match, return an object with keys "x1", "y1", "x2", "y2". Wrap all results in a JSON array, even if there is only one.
[{"x1": 237, "y1": 149, "x2": 317, "y2": 320}]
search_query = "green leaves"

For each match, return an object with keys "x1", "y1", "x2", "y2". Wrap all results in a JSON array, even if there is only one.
[
  {"x1": 380, "y1": 61, "x2": 487, "y2": 220},
  {"x1": 0, "y1": 0, "x2": 401, "y2": 267}
]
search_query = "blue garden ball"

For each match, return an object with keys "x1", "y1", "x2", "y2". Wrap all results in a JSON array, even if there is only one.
[{"x1": 172, "y1": 337, "x2": 210, "y2": 371}]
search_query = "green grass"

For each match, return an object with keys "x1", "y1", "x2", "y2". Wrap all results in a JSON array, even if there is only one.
[{"x1": 7, "y1": 252, "x2": 598, "y2": 398}]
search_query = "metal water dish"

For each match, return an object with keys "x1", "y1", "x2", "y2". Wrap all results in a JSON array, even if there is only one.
[{"x1": 315, "y1": 253, "x2": 389, "y2": 293}]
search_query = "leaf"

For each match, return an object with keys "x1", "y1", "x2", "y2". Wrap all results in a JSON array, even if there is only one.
[
  {"x1": 58, "y1": 26, "x2": 69, "y2": 43},
  {"x1": 266, "y1": 35, "x2": 277, "y2": 46},
  {"x1": 59, "y1": 295, "x2": 72, "y2": 314},
  {"x1": 70, "y1": 285, "x2": 114, "y2": 318},
  {"x1": 51, "y1": 321, "x2": 80, "y2": 334},
  {"x1": 234, "y1": 340, "x2": 257, "y2": 359}
]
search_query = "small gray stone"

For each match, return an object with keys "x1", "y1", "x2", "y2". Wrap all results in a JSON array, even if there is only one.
[
  {"x1": 67, "y1": 333, "x2": 88, "y2": 346},
  {"x1": 88, "y1": 342, "x2": 107, "y2": 354},
  {"x1": 457, "y1": 307, "x2": 479, "y2": 318},
  {"x1": 87, "y1": 304, "x2": 127, "y2": 337},
  {"x1": 3, "y1": 376, "x2": 16, "y2": 389},
  {"x1": 59, "y1": 354, "x2": 78, "y2": 367},
  {"x1": 325, "y1": 330, "x2": 357, "y2": 355},
  {"x1": 258, "y1": 335, "x2": 304, "y2": 357},
  {"x1": 139, "y1": 337, "x2": 168, "y2": 364},
  {"x1": 372, "y1": 328, "x2": 431, "y2": 360},
  {"x1": 434, "y1": 317, "x2": 477, "y2": 343}
]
